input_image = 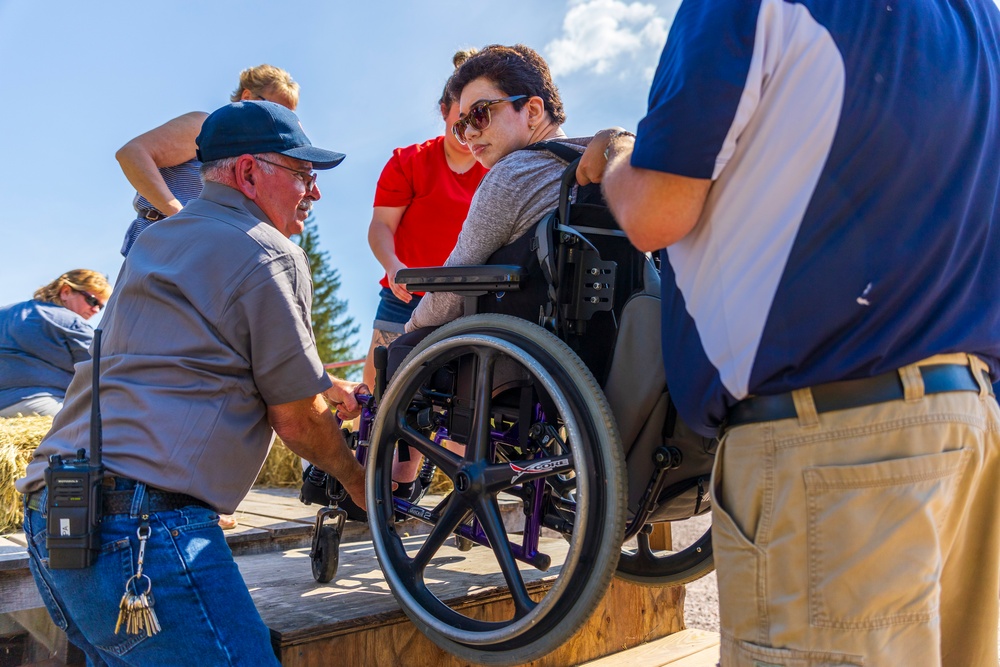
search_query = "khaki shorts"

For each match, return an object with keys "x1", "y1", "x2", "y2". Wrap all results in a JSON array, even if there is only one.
[{"x1": 713, "y1": 355, "x2": 1000, "y2": 666}]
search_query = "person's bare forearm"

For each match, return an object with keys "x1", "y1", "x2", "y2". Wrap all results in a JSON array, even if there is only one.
[
  {"x1": 269, "y1": 395, "x2": 366, "y2": 509},
  {"x1": 115, "y1": 111, "x2": 207, "y2": 216},
  {"x1": 116, "y1": 144, "x2": 185, "y2": 215}
]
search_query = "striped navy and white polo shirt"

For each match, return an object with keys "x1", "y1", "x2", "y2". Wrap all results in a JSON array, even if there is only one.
[{"x1": 633, "y1": 0, "x2": 1000, "y2": 436}]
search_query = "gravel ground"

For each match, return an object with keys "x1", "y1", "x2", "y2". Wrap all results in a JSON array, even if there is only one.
[{"x1": 670, "y1": 513, "x2": 719, "y2": 633}]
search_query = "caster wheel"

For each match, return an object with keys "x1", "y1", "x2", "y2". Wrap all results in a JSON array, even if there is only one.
[{"x1": 311, "y1": 524, "x2": 341, "y2": 583}]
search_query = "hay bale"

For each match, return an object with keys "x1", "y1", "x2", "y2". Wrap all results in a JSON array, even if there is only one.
[
  {"x1": 254, "y1": 437, "x2": 303, "y2": 488},
  {"x1": 0, "y1": 416, "x2": 53, "y2": 534},
  {"x1": 428, "y1": 467, "x2": 452, "y2": 495}
]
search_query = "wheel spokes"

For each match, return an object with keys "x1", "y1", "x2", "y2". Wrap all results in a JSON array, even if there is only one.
[
  {"x1": 476, "y1": 495, "x2": 536, "y2": 618},
  {"x1": 467, "y1": 348, "x2": 498, "y2": 461},
  {"x1": 411, "y1": 497, "x2": 470, "y2": 572},
  {"x1": 396, "y1": 422, "x2": 462, "y2": 477},
  {"x1": 481, "y1": 454, "x2": 575, "y2": 495}
]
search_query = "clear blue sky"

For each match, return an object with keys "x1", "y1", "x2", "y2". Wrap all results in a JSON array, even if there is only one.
[{"x1": 0, "y1": 0, "x2": 679, "y2": 357}]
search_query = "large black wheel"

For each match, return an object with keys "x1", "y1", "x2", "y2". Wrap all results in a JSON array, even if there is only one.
[
  {"x1": 616, "y1": 514, "x2": 713, "y2": 586},
  {"x1": 366, "y1": 314, "x2": 627, "y2": 666},
  {"x1": 311, "y1": 525, "x2": 341, "y2": 584}
]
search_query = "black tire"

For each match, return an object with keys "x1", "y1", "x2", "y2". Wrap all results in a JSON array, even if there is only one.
[
  {"x1": 366, "y1": 314, "x2": 626, "y2": 666},
  {"x1": 616, "y1": 515, "x2": 713, "y2": 586},
  {"x1": 311, "y1": 525, "x2": 341, "y2": 584}
]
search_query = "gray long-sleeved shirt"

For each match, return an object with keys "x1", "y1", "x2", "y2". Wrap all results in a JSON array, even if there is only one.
[{"x1": 406, "y1": 136, "x2": 590, "y2": 332}]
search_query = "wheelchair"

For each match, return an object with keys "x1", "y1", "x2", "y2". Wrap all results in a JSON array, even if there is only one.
[{"x1": 307, "y1": 158, "x2": 716, "y2": 665}]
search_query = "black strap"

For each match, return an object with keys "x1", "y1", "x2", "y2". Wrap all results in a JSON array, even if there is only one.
[{"x1": 523, "y1": 140, "x2": 584, "y2": 163}]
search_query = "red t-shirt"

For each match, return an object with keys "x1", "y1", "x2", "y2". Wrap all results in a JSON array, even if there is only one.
[{"x1": 373, "y1": 136, "x2": 488, "y2": 289}]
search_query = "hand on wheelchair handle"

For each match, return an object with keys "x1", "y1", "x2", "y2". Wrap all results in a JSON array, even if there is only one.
[{"x1": 324, "y1": 378, "x2": 370, "y2": 420}]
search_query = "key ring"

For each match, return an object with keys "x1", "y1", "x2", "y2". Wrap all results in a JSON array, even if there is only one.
[{"x1": 124, "y1": 573, "x2": 152, "y2": 597}]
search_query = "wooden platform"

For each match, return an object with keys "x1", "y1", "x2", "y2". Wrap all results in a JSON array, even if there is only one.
[
  {"x1": 581, "y1": 629, "x2": 719, "y2": 666},
  {"x1": 1, "y1": 488, "x2": 720, "y2": 666},
  {"x1": 238, "y1": 536, "x2": 695, "y2": 667}
]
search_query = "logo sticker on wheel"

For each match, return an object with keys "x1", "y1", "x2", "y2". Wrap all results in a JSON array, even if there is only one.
[{"x1": 510, "y1": 458, "x2": 569, "y2": 484}]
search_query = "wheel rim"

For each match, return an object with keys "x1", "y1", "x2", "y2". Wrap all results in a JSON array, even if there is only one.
[
  {"x1": 367, "y1": 333, "x2": 607, "y2": 647},
  {"x1": 617, "y1": 517, "x2": 713, "y2": 585}
]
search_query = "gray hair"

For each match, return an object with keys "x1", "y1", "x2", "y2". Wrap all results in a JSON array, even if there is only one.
[{"x1": 201, "y1": 153, "x2": 277, "y2": 186}]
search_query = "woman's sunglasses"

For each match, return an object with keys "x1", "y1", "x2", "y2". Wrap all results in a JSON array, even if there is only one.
[
  {"x1": 452, "y1": 95, "x2": 528, "y2": 145},
  {"x1": 75, "y1": 289, "x2": 104, "y2": 310}
]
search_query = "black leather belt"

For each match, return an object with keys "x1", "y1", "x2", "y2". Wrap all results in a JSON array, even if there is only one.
[
  {"x1": 138, "y1": 208, "x2": 165, "y2": 222},
  {"x1": 725, "y1": 363, "x2": 992, "y2": 430},
  {"x1": 26, "y1": 477, "x2": 206, "y2": 515}
]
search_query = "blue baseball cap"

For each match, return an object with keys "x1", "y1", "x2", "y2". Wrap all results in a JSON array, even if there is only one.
[{"x1": 195, "y1": 101, "x2": 346, "y2": 169}]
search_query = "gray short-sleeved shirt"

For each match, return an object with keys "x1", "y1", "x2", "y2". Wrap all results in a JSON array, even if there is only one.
[{"x1": 17, "y1": 183, "x2": 332, "y2": 513}]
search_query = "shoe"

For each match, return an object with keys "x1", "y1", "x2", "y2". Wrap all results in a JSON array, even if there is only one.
[{"x1": 300, "y1": 464, "x2": 332, "y2": 506}]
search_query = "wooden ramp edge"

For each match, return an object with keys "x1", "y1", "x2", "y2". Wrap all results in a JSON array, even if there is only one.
[
  {"x1": 238, "y1": 537, "x2": 688, "y2": 667},
  {"x1": 581, "y1": 628, "x2": 720, "y2": 667}
]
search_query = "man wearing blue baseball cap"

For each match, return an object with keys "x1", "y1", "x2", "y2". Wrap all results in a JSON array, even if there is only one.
[{"x1": 18, "y1": 101, "x2": 361, "y2": 665}]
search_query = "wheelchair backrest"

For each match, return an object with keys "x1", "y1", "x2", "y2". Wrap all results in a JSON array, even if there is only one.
[
  {"x1": 478, "y1": 144, "x2": 648, "y2": 386},
  {"x1": 480, "y1": 147, "x2": 716, "y2": 523}
]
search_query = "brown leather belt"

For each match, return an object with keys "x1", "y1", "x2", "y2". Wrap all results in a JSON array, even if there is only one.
[
  {"x1": 26, "y1": 477, "x2": 206, "y2": 515},
  {"x1": 138, "y1": 208, "x2": 166, "y2": 222},
  {"x1": 725, "y1": 363, "x2": 992, "y2": 431}
]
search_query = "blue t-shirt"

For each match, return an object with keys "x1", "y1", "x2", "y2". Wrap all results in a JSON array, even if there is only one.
[
  {"x1": 0, "y1": 299, "x2": 93, "y2": 409},
  {"x1": 633, "y1": 0, "x2": 1000, "y2": 436}
]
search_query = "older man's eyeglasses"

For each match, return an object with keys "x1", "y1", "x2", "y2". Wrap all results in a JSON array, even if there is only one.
[
  {"x1": 452, "y1": 95, "x2": 528, "y2": 145},
  {"x1": 75, "y1": 290, "x2": 104, "y2": 310},
  {"x1": 255, "y1": 157, "x2": 317, "y2": 191}
]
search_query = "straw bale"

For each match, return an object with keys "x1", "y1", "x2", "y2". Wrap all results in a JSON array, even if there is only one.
[
  {"x1": 254, "y1": 437, "x2": 303, "y2": 488},
  {"x1": 0, "y1": 416, "x2": 53, "y2": 534}
]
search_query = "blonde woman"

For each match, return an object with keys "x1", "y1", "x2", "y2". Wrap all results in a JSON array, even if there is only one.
[
  {"x1": 116, "y1": 64, "x2": 300, "y2": 256},
  {"x1": 0, "y1": 270, "x2": 111, "y2": 417}
]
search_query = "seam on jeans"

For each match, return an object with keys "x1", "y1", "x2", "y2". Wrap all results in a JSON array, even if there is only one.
[
  {"x1": 161, "y1": 515, "x2": 240, "y2": 666},
  {"x1": 774, "y1": 412, "x2": 985, "y2": 449}
]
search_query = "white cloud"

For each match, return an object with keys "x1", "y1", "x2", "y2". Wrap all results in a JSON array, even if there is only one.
[{"x1": 545, "y1": 0, "x2": 679, "y2": 80}]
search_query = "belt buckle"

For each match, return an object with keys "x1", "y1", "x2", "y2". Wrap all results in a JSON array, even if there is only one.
[{"x1": 142, "y1": 208, "x2": 164, "y2": 222}]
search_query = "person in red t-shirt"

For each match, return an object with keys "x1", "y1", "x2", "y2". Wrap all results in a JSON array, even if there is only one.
[{"x1": 363, "y1": 49, "x2": 488, "y2": 390}]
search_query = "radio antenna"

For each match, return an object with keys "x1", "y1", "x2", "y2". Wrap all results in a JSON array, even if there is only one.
[{"x1": 90, "y1": 329, "x2": 103, "y2": 467}]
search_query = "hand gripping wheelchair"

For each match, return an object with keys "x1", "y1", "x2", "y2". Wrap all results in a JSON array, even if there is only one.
[{"x1": 306, "y1": 150, "x2": 716, "y2": 666}]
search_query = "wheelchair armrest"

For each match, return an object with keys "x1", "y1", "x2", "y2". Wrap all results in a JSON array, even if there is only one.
[{"x1": 396, "y1": 265, "x2": 524, "y2": 293}]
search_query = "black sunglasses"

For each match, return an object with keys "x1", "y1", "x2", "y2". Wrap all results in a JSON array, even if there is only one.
[
  {"x1": 452, "y1": 95, "x2": 528, "y2": 145},
  {"x1": 75, "y1": 289, "x2": 104, "y2": 310}
]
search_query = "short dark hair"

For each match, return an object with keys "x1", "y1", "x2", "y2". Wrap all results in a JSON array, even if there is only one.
[{"x1": 447, "y1": 44, "x2": 566, "y2": 125}]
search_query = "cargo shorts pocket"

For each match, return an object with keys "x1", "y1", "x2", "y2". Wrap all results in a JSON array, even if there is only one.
[
  {"x1": 722, "y1": 636, "x2": 863, "y2": 666},
  {"x1": 710, "y1": 440, "x2": 767, "y2": 639},
  {"x1": 804, "y1": 447, "x2": 970, "y2": 629}
]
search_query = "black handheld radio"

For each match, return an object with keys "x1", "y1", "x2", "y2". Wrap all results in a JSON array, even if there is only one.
[{"x1": 44, "y1": 329, "x2": 105, "y2": 569}]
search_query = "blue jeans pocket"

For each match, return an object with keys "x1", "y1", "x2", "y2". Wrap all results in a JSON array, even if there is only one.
[{"x1": 28, "y1": 510, "x2": 149, "y2": 657}]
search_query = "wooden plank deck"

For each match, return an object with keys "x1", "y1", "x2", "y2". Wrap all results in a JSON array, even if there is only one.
[
  {"x1": 238, "y1": 536, "x2": 689, "y2": 667},
  {"x1": 580, "y1": 629, "x2": 719, "y2": 667}
]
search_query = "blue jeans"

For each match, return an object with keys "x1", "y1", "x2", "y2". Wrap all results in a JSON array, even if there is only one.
[
  {"x1": 373, "y1": 287, "x2": 421, "y2": 334},
  {"x1": 24, "y1": 483, "x2": 279, "y2": 666}
]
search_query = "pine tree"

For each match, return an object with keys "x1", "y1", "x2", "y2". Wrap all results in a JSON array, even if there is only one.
[{"x1": 293, "y1": 214, "x2": 360, "y2": 379}]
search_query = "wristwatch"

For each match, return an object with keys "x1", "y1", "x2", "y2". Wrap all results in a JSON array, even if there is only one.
[{"x1": 603, "y1": 130, "x2": 636, "y2": 161}]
